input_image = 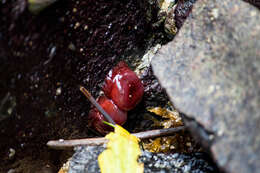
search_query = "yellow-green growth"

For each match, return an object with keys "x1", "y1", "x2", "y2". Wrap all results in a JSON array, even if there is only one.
[{"x1": 28, "y1": 0, "x2": 57, "y2": 14}]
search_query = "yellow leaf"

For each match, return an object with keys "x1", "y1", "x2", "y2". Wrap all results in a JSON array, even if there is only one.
[{"x1": 98, "y1": 125, "x2": 144, "y2": 173}]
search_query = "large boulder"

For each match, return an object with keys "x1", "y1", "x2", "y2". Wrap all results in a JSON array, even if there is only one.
[{"x1": 152, "y1": 0, "x2": 260, "y2": 173}]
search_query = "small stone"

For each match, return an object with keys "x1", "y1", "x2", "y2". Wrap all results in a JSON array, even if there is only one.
[
  {"x1": 56, "y1": 87, "x2": 62, "y2": 95},
  {"x1": 74, "y1": 22, "x2": 80, "y2": 29},
  {"x1": 8, "y1": 148, "x2": 15, "y2": 159},
  {"x1": 7, "y1": 169, "x2": 16, "y2": 173}
]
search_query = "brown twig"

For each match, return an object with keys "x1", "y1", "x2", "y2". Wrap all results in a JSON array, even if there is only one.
[{"x1": 47, "y1": 126, "x2": 186, "y2": 150}]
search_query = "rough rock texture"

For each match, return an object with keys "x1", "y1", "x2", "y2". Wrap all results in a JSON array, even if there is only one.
[
  {"x1": 68, "y1": 146, "x2": 103, "y2": 173},
  {"x1": 174, "y1": 0, "x2": 197, "y2": 29},
  {"x1": 68, "y1": 146, "x2": 217, "y2": 173},
  {"x1": 140, "y1": 151, "x2": 217, "y2": 173},
  {"x1": 152, "y1": 0, "x2": 260, "y2": 173}
]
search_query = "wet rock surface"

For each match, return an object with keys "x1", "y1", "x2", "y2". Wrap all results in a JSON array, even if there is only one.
[
  {"x1": 140, "y1": 66, "x2": 168, "y2": 107},
  {"x1": 68, "y1": 146, "x2": 218, "y2": 173},
  {"x1": 0, "y1": 0, "x2": 149, "y2": 117},
  {"x1": 174, "y1": 0, "x2": 196, "y2": 29},
  {"x1": 152, "y1": 0, "x2": 260, "y2": 173},
  {"x1": 0, "y1": 0, "x2": 166, "y2": 171}
]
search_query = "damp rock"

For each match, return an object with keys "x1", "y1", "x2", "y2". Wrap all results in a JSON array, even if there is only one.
[
  {"x1": 164, "y1": 6, "x2": 178, "y2": 36},
  {"x1": 157, "y1": 0, "x2": 178, "y2": 36},
  {"x1": 174, "y1": 0, "x2": 196, "y2": 29},
  {"x1": 68, "y1": 146, "x2": 104, "y2": 173},
  {"x1": 152, "y1": 0, "x2": 260, "y2": 173},
  {"x1": 152, "y1": 0, "x2": 197, "y2": 39},
  {"x1": 140, "y1": 151, "x2": 217, "y2": 173},
  {"x1": 0, "y1": 1, "x2": 153, "y2": 169},
  {"x1": 135, "y1": 44, "x2": 169, "y2": 107},
  {"x1": 140, "y1": 66, "x2": 169, "y2": 107},
  {"x1": 67, "y1": 146, "x2": 217, "y2": 173}
]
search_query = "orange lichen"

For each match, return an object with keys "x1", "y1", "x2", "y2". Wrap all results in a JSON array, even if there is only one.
[
  {"x1": 143, "y1": 107, "x2": 196, "y2": 153},
  {"x1": 147, "y1": 107, "x2": 183, "y2": 128},
  {"x1": 143, "y1": 137, "x2": 177, "y2": 153}
]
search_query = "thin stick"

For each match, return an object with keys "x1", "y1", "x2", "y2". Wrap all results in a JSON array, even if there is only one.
[
  {"x1": 47, "y1": 126, "x2": 186, "y2": 150},
  {"x1": 133, "y1": 126, "x2": 185, "y2": 139},
  {"x1": 79, "y1": 86, "x2": 115, "y2": 125},
  {"x1": 47, "y1": 138, "x2": 108, "y2": 149}
]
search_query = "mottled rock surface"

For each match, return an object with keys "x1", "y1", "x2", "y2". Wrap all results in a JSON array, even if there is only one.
[
  {"x1": 68, "y1": 146, "x2": 217, "y2": 173},
  {"x1": 152, "y1": 0, "x2": 260, "y2": 173}
]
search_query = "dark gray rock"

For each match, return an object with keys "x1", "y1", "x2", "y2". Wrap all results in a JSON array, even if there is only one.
[
  {"x1": 68, "y1": 146, "x2": 104, "y2": 173},
  {"x1": 68, "y1": 146, "x2": 217, "y2": 173},
  {"x1": 140, "y1": 151, "x2": 217, "y2": 173},
  {"x1": 151, "y1": 0, "x2": 260, "y2": 173}
]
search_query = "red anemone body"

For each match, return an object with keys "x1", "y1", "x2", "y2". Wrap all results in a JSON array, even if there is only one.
[
  {"x1": 103, "y1": 61, "x2": 144, "y2": 111},
  {"x1": 88, "y1": 96, "x2": 127, "y2": 134}
]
